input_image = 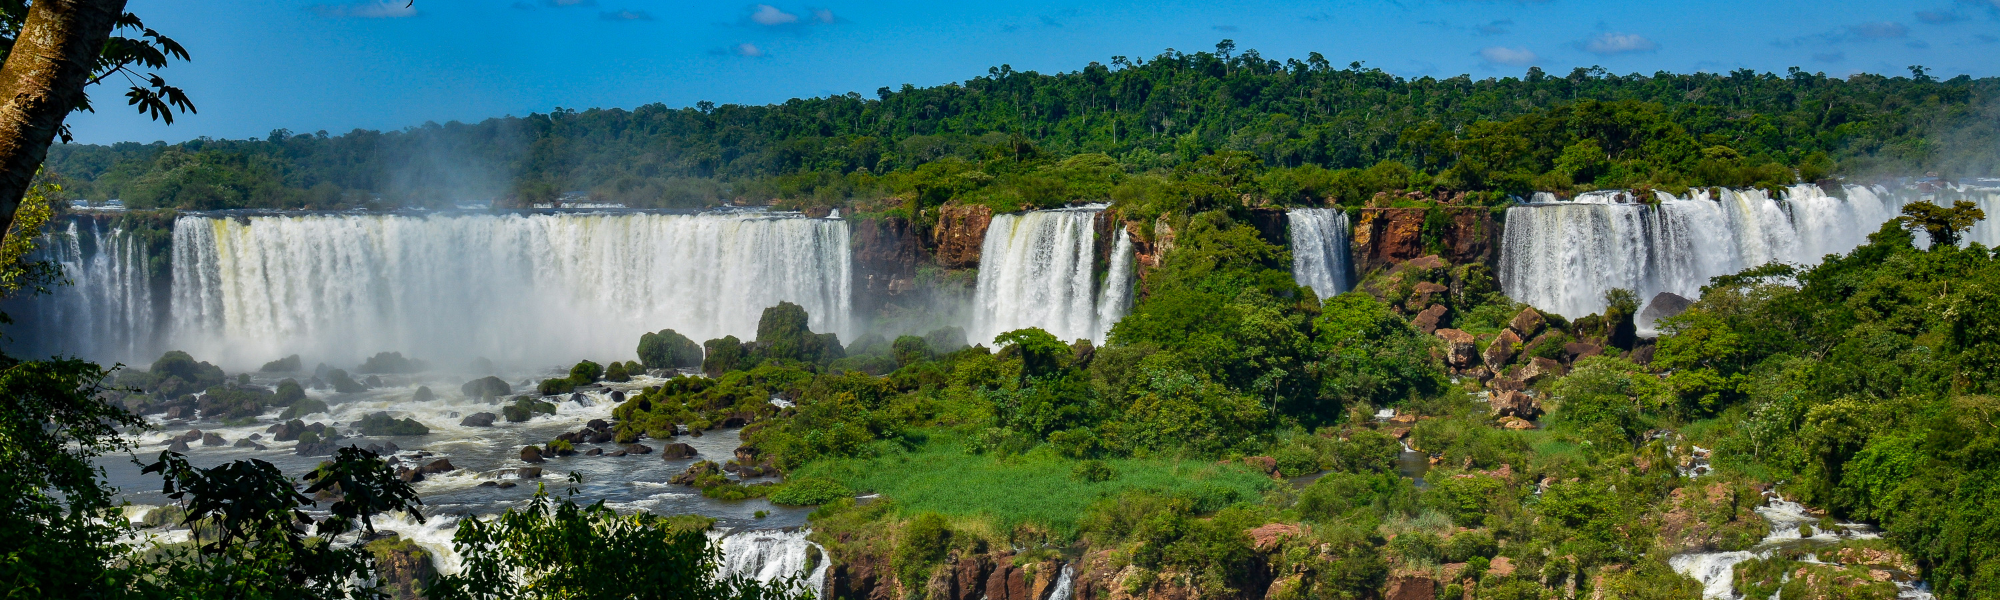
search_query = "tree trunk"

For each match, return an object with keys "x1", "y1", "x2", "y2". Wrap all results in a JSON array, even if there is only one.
[{"x1": 0, "y1": 0, "x2": 129, "y2": 237}]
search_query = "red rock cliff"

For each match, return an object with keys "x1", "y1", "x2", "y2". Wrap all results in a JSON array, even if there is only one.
[
  {"x1": 1350, "y1": 207, "x2": 1499, "y2": 275},
  {"x1": 932, "y1": 204, "x2": 993, "y2": 269}
]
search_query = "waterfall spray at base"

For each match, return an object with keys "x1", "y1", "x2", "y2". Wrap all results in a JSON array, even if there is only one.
[
  {"x1": 12, "y1": 211, "x2": 853, "y2": 368},
  {"x1": 1288, "y1": 208, "x2": 1352, "y2": 300},
  {"x1": 714, "y1": 529, "x2": 830, "y2": 598},
  {"x1": 970, "y1": 206, "x2": 1134, "y2": 345},
  {"x1": 1498, "y1": 185, "x2": 1920, "y2": 323}
]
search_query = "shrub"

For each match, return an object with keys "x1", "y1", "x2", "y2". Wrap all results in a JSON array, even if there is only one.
[
  {"x1": 1273, "y1": 444, "x2": 1322, "y2": 477},
  {"x1": 569, "y1": 361, "x2": 603, "y2": 384},
  {"x1": 891, "y1": 335, "x2": 934, "y2": 367},
  {"x1": 355, "y1": 412, "x2": 430, "y2": 436},
  {"x1": 274, "y1": 379, "x2": 305, "y2": 406},
  {"x1": 357, "y1": 351, "x2": 428, "y2": 374},
  {"x1": 770, "y1": 477, "x2": 853, "y2": 506},
  {"x1": 279, "y1": 398, "x2": 329, "y2": 420},
  {"x1": 1071, "y1": 459, "x2": 1116, "y2": 482},
  {"x1": 637, "y1": 329, "x2": 704, "y2": 369},
  {"x1": 892, "y1": 513, "x2": 952, "y2": 591},
  {"x1": 1444, "y1": 530, "x2": 1499, "y2": 562},
  {"x1": 327, "y1": 369, "x2": 366, "y2": 393},
  {"x1": 260, "y1": 354, "x2": 302, "y2": 372},
  {"x1": 538, "y1": 377, "x2": 578, "y2": 395}
]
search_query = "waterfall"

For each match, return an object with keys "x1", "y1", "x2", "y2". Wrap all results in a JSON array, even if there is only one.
[
  {"x1": 970, "y1": 206, "x2": 1132, "y2": 346},
  {"x1": 1499, "y1": 185, "x2": 1910, "y2": 322},
  {"x1": 714, "y1": 529, "x2": 829, "y2": 599},
  {"x1": 5, "y1": 220, "x2": 158, "y2": 362},
  {"x1": 1287, "y1": 208, "x2": 1351, "y2": 301},
  {"x1": 14, "y1": 211, "x2": 852, "y2": 369},
  {"x1": 1046, "y1": 564, "x2": 1076, "y2": 600}
]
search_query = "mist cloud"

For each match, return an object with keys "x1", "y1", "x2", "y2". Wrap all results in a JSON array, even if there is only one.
[{"x1": 1584, "y1": 32, "x2": 1658, "y2": 55}]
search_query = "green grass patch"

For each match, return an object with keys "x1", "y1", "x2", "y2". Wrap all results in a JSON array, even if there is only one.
[{"x1": 791, "y1": 429, "x2": 1274, "y2": 535}]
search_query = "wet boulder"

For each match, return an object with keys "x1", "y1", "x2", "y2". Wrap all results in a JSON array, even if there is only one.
[
  {"x1": 417, "y1": 459, "x2": 456, "y2": 476},
  {"x1": 201, "y1": 432, "x2": 227, "y2": 446},
  {"x1": 460, "y1": 376, "x2": 512, "y2": 399},
  {"x1": 1640, "y1": 292, "x2": 1694, "y2": 325},
  {"x1": 459, "y1": 412, "x2": 497, "y2": 427},
  {"x1": 516, "y1": 466, "x2": 543, "y2": 479},
  {"x1": 586, "y1": 430, "x2": 614, "y2": 444},
  {"x1": 412, "y1": 386, "x2": 435, "y2": 402},
  {"x1": 670, "y1": 460, "x2": 719, "y2": 485},
  {"x1": 520, "y1": 445, "x2": 546, "y2": 463},
  {"x1": 623, "y1": 443, "x2": 653, "y2": 455},
  {"x1": 660, "y1": 443, "x2": 697, "y2": 459}
]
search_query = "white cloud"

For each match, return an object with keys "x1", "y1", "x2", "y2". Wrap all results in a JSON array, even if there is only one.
[
  {"x1": 811, "y1": 9, "x2": 835, "y2": 23},
  {"x1": 1479, "y1": 46, "x2": 1539, "y2": 66},
  {"x1": 310, "y1": 1, "x2": 417, "y2": 18},
  {"x1": 1584, "y1": 32, "x2": 1658, "y2": 55},
  {"x1": 734, "y1": 43, "x2": 766, "y2": 57},
  {"x1": 751, "y1": 4, "x2": 799, "y2": 25}
]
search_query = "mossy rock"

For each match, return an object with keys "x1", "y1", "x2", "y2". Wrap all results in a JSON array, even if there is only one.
[
  {"x1": 356, "y1": 412, "x2": 429, "y2": 436},
  {"x1": 279, "y1": 398, "x2": 330, "y2": 419}
]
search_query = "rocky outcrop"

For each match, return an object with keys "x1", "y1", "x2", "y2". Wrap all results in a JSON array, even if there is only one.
[
  {"x1": 459, "y1": 412, "x2": 497, "y2": 427},
  {"x1": 660, "y1": 442, "x2": 697, "y2": 459},
  {"x1": 365, "y1": 534, "x2": 436, "y2": 600},
  {"x1": 1350, "y1": 207, "x2": 1498, "y2": 275},
  {"x1": 1640, "y1": 292, "x2": 1694, "y2": 326},
  {"x1": 1412, "y1": 304, "x2": 1448, "y2": 334},
  {"x1": 1485, "y1": 329, "x2": 1520, "y2": 368},
  {"x1": 1508, "y1": 308, "x2": 1545, "y2": 339},
  {"x1": 1385, "y1": 575, "x2": 1440, "y2": 600},
  {"x1": 932, "y1": 204, "x2": 993, "y2": 269},
  {"x1": 1435, "y1": 329, "x2": 1479, "y2": 371},
  {"x1": 1490, "y1": 390, "x2": 1542, "y2": 420},
  {"x1": 853, "y1": 216, "x2": 924, "y2": 313}
]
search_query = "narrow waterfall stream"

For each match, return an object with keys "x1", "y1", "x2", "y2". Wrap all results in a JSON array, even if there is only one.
[{"x1": 1288, "y1": 208, "x2": 1352, "y2": 300}]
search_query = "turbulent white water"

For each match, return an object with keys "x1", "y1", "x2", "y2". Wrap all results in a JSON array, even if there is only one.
[
  {"x1": 714, "y1": 529, "x2": 830, "y2": 598},
  {"x1": 970, "y1": 206, "x2": 1133, "y2": 345},
  {"x1": 1288, "y1": 208, "x2": 1352, "y2": 301},
  {"x1": 16, "y1": 211, "x2": 853, "y2": 368},
  {"x1": 1499, "y1": 185, "x2": 1908, "y2": 323},
  {"x1": 1669, "y1": 490, "x2": 1928, "y2": 600}
]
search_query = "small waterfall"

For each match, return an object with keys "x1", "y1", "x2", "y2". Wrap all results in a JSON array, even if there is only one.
[
  {"x1": 1499, "y1": 185, "x2": 1911, "y2": 321},
  {"x1": 714, "y1": 529, "x2": 829, "y2": 599},
  {"x1": 1287, "y1": 208, "x2": 1351, "y2": 301},
  {"x1": 1668, "y1": 550, "x2": 1758, "y2": 599},
  {"x1": 6, "y1": 220, "x2": 158, "y2": 362},
  {"x1": 970, "y1": 206, "x2": 1132, "y2": 345},
  {"x1": 1046, "y1": 564, "x2": 1076, "y2": 600}
]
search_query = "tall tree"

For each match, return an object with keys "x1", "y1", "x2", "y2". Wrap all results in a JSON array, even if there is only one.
[{"x1": 0, "y1": 0, "x2": 190, "y2": 247}]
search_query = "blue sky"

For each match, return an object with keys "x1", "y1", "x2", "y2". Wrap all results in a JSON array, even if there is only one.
[{"x1": 64, "y1": 0, "x2": 2000, "y2": 145}]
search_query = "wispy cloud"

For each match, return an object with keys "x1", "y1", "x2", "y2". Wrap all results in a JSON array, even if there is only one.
[
  {"x1": 1851, "y1": 21, "x2": 1909, "y2": 39},
  {"x1": 1915, "y1": 9, "x2": 1963, "y2": 23},
  {"x1": 1583, "y1": 32, "x2": 1658, "y2": 55},
  {"x1": 811, "y1": 9, "x2": 836, "y2": 24},
  {"x1": 599, "y1": 9, "x2": 652, "y2": 21},
  {"x1": 751, "y1": 4, "x2": 798, "y2": 25},
  {"x1": 309, "y1": 1, "x2": 417, "y2": 18},
  {"x1": 735, "y1": 43, "x2": 766, "y2": 57},
  {"x1": 1479, "y1": 46, "x2": 1539, "y2": 66},
  {"x1": 1478, "y1": 19, "x2": 1513, "y2": 35}
]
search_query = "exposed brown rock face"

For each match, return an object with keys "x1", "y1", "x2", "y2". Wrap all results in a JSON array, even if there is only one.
[
  {"x1": 1245, "y1": 208, "x2": 1288, "y2": 248},
  {"x1": 933, "y1": 204, "x2": 993, "y2": 268},
  {"x1": 1485, "y1": 329, "x2": 1521, "y2": 368},
  {"x1": 1386, "y1": 575, "x2": 1440, "y2": 600},
  {"x1": 853, "y1": 216, "x2": 923, "y2": 312},
  {"x1": 1412, "y1": 304, "x2": 1448, "y2": 334},
  {"x1": 1435, "y1": 328, "x2": 1479, "y2": 371},
  {"x1": 1350, "y1": 207, "x2": 1499, "y2": 275},
  {"x1": 1491, "y1": 390, "x2": 1543, "y2": 420},
  {"x1": 1508, "y1": 308, "x2": 1546, "y2": 339}
]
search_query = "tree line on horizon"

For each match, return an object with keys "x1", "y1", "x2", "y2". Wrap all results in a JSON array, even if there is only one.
[{"x1": 37, "y1": 42, "x2": 2000, "y2": 214}]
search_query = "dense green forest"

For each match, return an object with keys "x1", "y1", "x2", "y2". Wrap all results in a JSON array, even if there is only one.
[{"x1": 41, "y1": 42, "x2": 2000, "y2": 212}]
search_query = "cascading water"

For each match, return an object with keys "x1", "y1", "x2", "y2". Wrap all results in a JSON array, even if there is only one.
[
  {"x1": 6, "y1": 219, "x2": 159, "y2": 362},
  {"x1": 1287, "y1": 208, "x2": 1352, "y2": 300},
  {"x1": 714, "y1": 529, "x2": 830, "y2": 598},
  {"x1": 1498, "y1": 185, "x2": 1906, "y2": 323},
  {"x1": 14, "y1": 211, "x2": 852, "y2": 369},
  {"x1": 970, "y1": 206, "x2": 1133, "y2": 345}
]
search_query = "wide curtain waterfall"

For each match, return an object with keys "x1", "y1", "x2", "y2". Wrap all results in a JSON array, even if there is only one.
[
  {"x1": 970, "y1": 205, "x2": 1134, "y2": 346},
  {"x1": 1288, "y1": 208, "x2": 1352, "y2": 300},
  {"x1": 1497, "y1": 184, "x2": 1923, "y2": 322},
  {"x1": 11, "y1": 211, "x2": 853, "y2": 368}
]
